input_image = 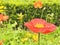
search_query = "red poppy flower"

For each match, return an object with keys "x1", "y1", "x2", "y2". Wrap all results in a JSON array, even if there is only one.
[
  {"x1": 34, "y1": 0, "x2": 43, "y2": 8},
  {"x1": 24, "y1": 18, "x2": 56, "y2": 34}
]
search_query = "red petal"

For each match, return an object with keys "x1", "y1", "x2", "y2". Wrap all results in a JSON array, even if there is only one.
[
  {"x1": 24, "y1": 22, "x2": 33, "y2": 30},
  {"x1": 24, "y1": 22, "x2": 42, "y2": 33},
  {"x1": 24, "y1": 19, "x2": 46, "y2": 33},
  {"x1": 31, "y1": 18, "x2": 46, "y2": 26},
  {"x1": 41, "y1": 23, "x2": 56, "y2": 34}
]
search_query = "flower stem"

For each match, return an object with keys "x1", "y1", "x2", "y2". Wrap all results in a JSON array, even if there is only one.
[
  {"x1": 38, "y1": 33, "x2": 40, "y2": 45},
  {"x1": 41, "y1": 9, "x2": 44, "y2": 19}
]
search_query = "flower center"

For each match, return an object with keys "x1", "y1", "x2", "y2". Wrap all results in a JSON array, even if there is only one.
[{"x1": 35, "y1": 23, "x2": 44, "y2": 28}]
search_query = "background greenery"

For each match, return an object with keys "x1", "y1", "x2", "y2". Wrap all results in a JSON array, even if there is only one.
[{"x1": 0, "y1": 0, "x2": 60, "y2": 27}]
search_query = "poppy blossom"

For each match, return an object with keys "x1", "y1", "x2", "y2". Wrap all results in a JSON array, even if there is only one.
[
  {"x1": 0, "y1": 14, "x2": 9, "y2": 22},
  {"x1": 24, "y1": 18, "x2": 56, "y2": 34},
  {"x1": 34, "y1": 0, "x2": 43, "y2": 8}
]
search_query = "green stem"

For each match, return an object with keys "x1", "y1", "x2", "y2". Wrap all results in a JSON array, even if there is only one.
[
  {"x1": 46, "y1": 15, "x2": 48, "y2": 22},
  {"x1": 41, "y1": 9, "x2": 44, "y2": 19},
  {"x1": 38, "y1": 33, "x2": 40, "y2": 45}
]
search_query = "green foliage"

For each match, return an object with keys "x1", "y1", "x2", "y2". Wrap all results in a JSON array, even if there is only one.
[
  {"x1": 0, "y1": 0, "x2": 59, "y2": 28},
  {"x1": 0, "y1": 24, "x2": 60, "y2": 45},
  {"x1": 3, "y1": 4, "x2": 60, "y2": 26}
]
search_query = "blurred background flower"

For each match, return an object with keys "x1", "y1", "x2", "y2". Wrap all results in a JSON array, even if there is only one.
[
  {"x1": 34, "y1": 0, "x2": 43, "y2": 8},
  {"x1": 32, "y1": 33, "x2": 38, "y2": 42},
  {"x1": 21, "y1": 37, "x2": 28, "y2": 43}
]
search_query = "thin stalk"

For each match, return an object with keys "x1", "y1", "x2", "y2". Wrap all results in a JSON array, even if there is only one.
[
  {"x1": 41, "y1": 9, "x2": 44, "y2": 19},
  {"x1": 38, "y1": 33, "x2": 40, "y2": 45}
]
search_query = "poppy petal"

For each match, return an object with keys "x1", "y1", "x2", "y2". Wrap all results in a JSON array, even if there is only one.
[
  {"x1": 24, "y1": 22, "x2": 43, "y2": 33},
  {"x1": 41, "y1": 23, "x2": 56, "y2": 34},
  {"x1": 31, "y1": 18, "x2": 46, "y2": 26}
]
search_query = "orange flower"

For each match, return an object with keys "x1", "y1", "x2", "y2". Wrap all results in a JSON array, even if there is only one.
[
  {"x1": 34, "y1": 0, "x2": 43, "y2": 8},
  {"x1": 0, "y1": 14, "x2": 9, "y2": 22},
  {"x1": 0, "y1": 40, "x2": 4, "y2": 45},
  {"x1": 3, "y1": 15, "x2": 9, "y2": 21}
]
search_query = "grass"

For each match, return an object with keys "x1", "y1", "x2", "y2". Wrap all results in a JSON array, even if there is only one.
[{"x1": 0, "y1": 23, "x2": 60, "y2": 45}]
